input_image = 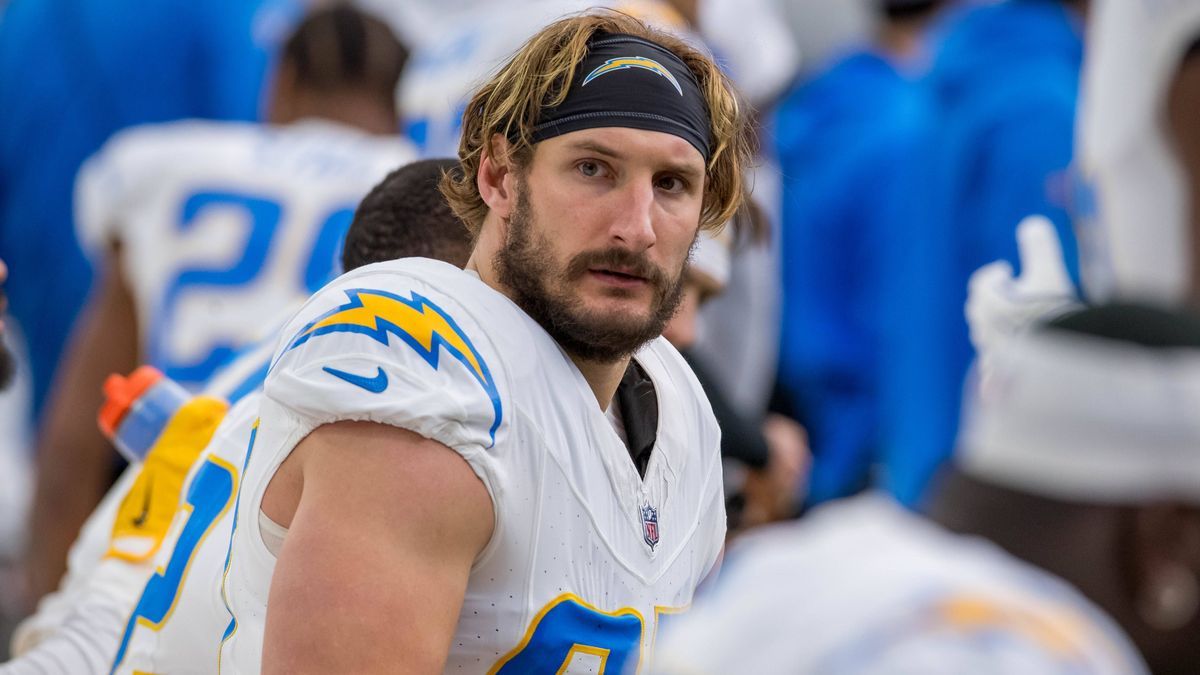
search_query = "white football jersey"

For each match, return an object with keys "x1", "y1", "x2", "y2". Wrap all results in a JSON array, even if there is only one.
[
  {"x1": 651, "y1": 495, "x2": 1148, "y2": 675},
  {"x1": 4, "y1": 339, "x2": 277, "y2": 675},
  {"x1": 4, "y1": 467, "x2": 142, "y2": 674},
  {"x1": 107, "y1": 392, "x2": 262, "y2": 675},
  {"x1": 75, "y1": 118, "x2": 416, "y2": 388},
  {"x1": 220, "y1": 257, "x2": 726, "y2": 673}
]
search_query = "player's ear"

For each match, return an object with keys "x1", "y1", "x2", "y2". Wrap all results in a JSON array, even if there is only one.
[{"x1": 478, "y1": 134, "x2": 517, "y2": 220}]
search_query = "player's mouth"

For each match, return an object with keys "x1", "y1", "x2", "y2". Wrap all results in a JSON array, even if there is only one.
[{"x1": 588, "y1": 266, "x2": 649, "y2": 289}]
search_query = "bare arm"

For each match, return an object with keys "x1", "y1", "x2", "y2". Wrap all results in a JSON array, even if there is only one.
[
  {"x1": 26, "y1": 247, "x2": 138, "y2": 604},
  {"x1": 263, "y1": 420, "x2": 494, "y2": 674}
]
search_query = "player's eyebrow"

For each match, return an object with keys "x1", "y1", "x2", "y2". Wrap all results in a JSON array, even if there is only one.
[
  {"x1": 568, "y1": 140, "x2": 704, "y2": 181},
  {"x1": 569, "y1": 139, "x2": 626, "y2": 161}
]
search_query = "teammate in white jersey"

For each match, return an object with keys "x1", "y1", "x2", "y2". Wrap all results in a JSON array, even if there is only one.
[
  {"x1": 220, "y1": 10, "x2": 751, "y2": 673},
  {"x1": 24, "y1": 5, "x2": 417, "y2": 605},
  {"x1": 2, "y1": 158, "x2": 473, "y2": 674},
  {"x1": 652, "y1": 494, "x2": 1147, "y2": 674}
]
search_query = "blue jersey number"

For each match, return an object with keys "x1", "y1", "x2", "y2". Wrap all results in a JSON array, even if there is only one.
[
  {"x1": 302, "y1": 204, "x2": 355, "y2": 294},
  {"x1": 150, "y1": 190, "x2": 355, "y2": 387},
  {"x1": 490, "y1": 594, "x2": 645, "y2": 675},
  {"x1": 109, "y1": 456, "x2": 238, "y2": 674}
]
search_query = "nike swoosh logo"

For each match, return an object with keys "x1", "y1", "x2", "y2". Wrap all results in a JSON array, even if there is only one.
[
  {"x1": 322, "y1": 366, "x2": 389, "y2": 394},
  {"x1": 132, "y1": 473, "x2": 153, "y2": 527}
]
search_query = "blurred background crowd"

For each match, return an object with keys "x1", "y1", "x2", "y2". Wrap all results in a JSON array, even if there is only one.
[{"x1": 0, "y1": 0, "x2": 1163, "y2": 667}]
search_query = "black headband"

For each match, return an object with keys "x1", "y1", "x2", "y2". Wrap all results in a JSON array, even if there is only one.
[{"x1": 528, "y1": 33, "x2": 712, "y2": 160}]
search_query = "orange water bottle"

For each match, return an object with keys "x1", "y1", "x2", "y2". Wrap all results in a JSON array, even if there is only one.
[{"x1": 98, "y1": 366, "x2": 191, "y2": 464}]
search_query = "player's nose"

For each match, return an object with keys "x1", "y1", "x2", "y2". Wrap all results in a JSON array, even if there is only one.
[{"x1": 608, "y1": 180, "x2": 657, "y2": 251}]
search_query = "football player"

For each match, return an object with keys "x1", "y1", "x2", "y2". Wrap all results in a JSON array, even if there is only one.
[
  {"x1": 219, "y1": 10, "x2": 750, "y2": 673},
  {"x1": 24, "y1": 5, "x2": 417, "y2": 604},
  {"x1": 3, "y1": 158, "x2": 471, "y2": 674}
]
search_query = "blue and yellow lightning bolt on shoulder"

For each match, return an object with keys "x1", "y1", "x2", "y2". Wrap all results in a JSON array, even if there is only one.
[
  {"x1": 276, "y1": 288, "x2": 503, "y2": 445},
  {"x1": 582, "y1": 55, "x2": 683, "y2": 95}
]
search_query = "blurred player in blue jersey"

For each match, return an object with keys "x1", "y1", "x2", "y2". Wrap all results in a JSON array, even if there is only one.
[
  {"x1": 775, "y1": 0, "x2": 951, "y2": 507},
  {"x1": 23, "y1": 5, "x2": 416, "y2": 606},
  {"x1": 917, "y1": 0, "x2": 1088, "y2": 486},
  {"x1": 1, "y1": 157, "x2": 473, "y2": 674},
  {"x1": 927, "y1": 0, "x2": 1086, "y2": 287}
]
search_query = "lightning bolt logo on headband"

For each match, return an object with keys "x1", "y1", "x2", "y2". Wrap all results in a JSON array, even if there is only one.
[
  {"x1": 582, "y1": 56, "x2": 683, "y2": 95},
  {"x1": 277, "y1": 288, "x2": 503, "y2": 445}
]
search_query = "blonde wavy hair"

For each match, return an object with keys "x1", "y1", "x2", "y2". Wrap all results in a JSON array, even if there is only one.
[{"x1": 440, "y1": 10, "x2": 753, "y2": 235}]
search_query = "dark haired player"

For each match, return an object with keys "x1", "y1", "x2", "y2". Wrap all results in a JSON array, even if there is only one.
[{"x1": 342, "y1": 159, "x2": 473, "y2": 271}]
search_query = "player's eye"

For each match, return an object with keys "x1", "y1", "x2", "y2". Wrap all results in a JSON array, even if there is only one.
[
  {"x1": 656, "y1": 175, "x2": 688, "y2": 194},
  {"x1": 577, "y1": 160, "x2": 609, "y2": 179}
]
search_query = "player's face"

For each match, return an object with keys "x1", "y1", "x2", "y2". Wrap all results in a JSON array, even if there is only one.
[
  {"x1": 494, "y1": 127, "x2": 704, "y2": 362},
  {"x1": 0, "y1": 258, "x2": 12, "y2": 390}
]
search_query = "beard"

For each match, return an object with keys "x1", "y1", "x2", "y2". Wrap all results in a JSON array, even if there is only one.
[{"x1": 494, "y1": 180, "x2": 690, "y2": 364}]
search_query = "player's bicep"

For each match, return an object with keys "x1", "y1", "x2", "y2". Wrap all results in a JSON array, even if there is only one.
[{"x1": 262, "y1": 420, "x2": 493, "y2": 675}]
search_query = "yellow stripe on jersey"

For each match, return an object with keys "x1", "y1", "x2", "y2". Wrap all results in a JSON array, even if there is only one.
[{"x1": 107, "y1": 396, "x2": 229, "y2": 562}]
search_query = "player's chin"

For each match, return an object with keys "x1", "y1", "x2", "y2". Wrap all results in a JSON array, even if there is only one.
[{"x1": 581, "y1": 292, "x2": 655, "y2": 320}]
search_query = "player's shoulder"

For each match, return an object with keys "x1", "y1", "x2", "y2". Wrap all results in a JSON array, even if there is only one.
[
  {"x1": 264, "y1": 258, "x2": 526, "y2": 452},
  {"x1": 302, "y1": 258, "x2": 527, "y2": 335},
  {"x1": 275, "y1": 259, "x2": 500, "y2": 354},
  {"x1": 98, "y1": 119, "x2": 261, "y2": 162},
  {"x1": 271, "y1": 119, "x2": 419, "y2": 172},
  {"x1": 85, "y1": 119, "x2": 273, "y2": 192}
]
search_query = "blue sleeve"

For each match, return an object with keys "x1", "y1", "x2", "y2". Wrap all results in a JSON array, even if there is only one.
[
  {"x1": 869, "y1": 123, "x2": 964, "y2": 507},
  {"x1": 966, "y1": 100, "x2": 1080, "y2": 285},
  {"x1": 775, "y1": 123, "x2": 880, "y2": 504}
]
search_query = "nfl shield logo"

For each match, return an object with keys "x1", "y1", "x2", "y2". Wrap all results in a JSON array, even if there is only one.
[{"x1": 641, "y1": 503, "x2": 660, "y2": 550}]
